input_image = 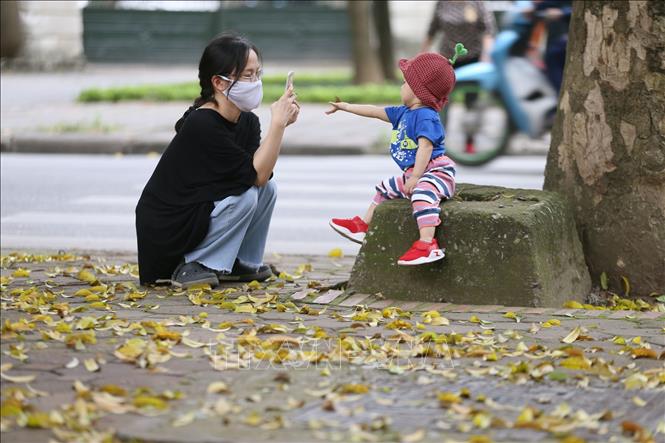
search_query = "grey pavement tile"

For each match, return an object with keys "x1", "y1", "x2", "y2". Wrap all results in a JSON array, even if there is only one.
[
  {"x1": 367, "y1": 299, "x2": 396, "y2": 309},
  {"x1": 550, "y1": 309, "x2": 581, "y2": 317},
  {"x1": 338, "y1": 293, "x2": 372, "y2": 307},
  {"x1": 608, "y1": 310, "x2": 642, "y2": 319},
  {"x1": 444, "y1": 304, "x2": 478, "y2": 313},
  {"x1": 312, "y1": 290, "x2": 345, "y2": 305},
  {"x1": 462, "y1": 304, "x2": 505, "y2": 313},
  {"x1": 635, "y1": 311, "x2": 665, "y2": 320},
  {"x1": 497, "y1": 306, "x2": 529, "y2": 314},
  {"x1": 417, "y1": 302, "x2": 453, "y2": 312},
  {"x1": 398, "y1": 301, "x2": 429, "y2": 311},
  {"x1": 572, "y1": 309, "x2": 608, "y2": 318}
]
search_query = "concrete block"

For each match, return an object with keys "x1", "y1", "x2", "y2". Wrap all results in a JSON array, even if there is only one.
[{"x1": 348, "y1": 184, "x2": 591, "y2": 308}]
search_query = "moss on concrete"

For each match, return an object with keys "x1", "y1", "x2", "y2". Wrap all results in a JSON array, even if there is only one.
[{"x1": 348, "y1": 184, "x2": 591, "y2": 307}]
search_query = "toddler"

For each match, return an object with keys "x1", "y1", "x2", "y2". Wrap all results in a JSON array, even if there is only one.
[{"x1": 327, "y1": 48, "x2": 464, "y2": 265}]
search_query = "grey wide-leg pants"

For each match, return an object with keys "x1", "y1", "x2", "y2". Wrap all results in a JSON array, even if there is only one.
[{"x1": 184, "y1": 181, "x2": 276, "y2": 273}]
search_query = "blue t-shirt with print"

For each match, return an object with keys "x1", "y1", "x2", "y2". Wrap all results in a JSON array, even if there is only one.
[{"x1": 385, "y1": 105, "x2": 446, "y2": 170}]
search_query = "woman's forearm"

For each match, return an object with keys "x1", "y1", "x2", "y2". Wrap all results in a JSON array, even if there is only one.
[
  {"x1": 344, "y1": 104, "x2": 389, "y2": 122},
  {"x1": 253, "y1": 121, "x2": 285, "y2": 186}
]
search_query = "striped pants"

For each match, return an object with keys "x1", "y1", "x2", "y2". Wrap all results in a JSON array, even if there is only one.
[{"x1": 373, "y1": 156, "x2": 456, "y2": 229}]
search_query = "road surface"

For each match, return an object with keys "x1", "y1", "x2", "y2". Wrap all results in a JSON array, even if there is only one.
[{"x1": 1, "y1": 153, "x2": 546, "y2": 255}]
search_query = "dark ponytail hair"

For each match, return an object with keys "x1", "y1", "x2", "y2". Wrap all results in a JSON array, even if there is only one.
[{"x1": 175, "y1": 32, "x2": 261, "y2": 132}]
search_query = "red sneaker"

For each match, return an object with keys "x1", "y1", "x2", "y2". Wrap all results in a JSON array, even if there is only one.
[
  {"x1": 329, "y1": 216, "x2": 368, "y2": 244},
  {"x1": 397, "y1": 239, "x2": 445, "y2": 265}
]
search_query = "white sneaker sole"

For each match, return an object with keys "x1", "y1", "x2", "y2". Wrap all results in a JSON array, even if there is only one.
[
  {"x1": 329, "y1": 221, "x2": 366, "y2": 244},
  {"x1": 397, "y1": 249, "x2": 445, "y2": 266}
]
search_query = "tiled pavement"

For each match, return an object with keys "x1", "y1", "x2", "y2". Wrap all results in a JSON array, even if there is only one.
[{"x1": 1, "y1": 250, "x2": 664, "y2": 443}]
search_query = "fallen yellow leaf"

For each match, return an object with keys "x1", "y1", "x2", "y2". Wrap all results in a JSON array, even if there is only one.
[
  {"x1": 559, "y1": 356, "x2": 591, "y2": 370},
  {"x1": 401, "y1": 429, "x2": 426, "y2": 443},
  {"x1": 328, "y1": 248, "x2": 343, "y2": 258},
  {"x1": 0, "y1": 371, "x2": 36, "y2": 383},
  {"x1": 12, "y1": 268, "x2": 31, "y2": 278},
  {"x1": 561, "y1": 326, "x2": 582, "y2": 344},
  {"x1": 133, "y1": 395, "x2": 168, "y2": 410},
  {"x1": 337, "y1": 384, "x2": 369, "y2": 395},
  {"x1": 437, "y1": 391, "x2": 461, "y2": 405},
  {"x1": 624, "y1": 373, "x2": 649, "y2": 390},
  {"x1": 77, "y1": 269, "x2": 97, "y2": 284},
  {"x1": 83, "y1": 358, "x2": 100, "y2": 372}
]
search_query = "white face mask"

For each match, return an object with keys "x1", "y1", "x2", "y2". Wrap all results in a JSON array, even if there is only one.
[{"x1": 219, "y1": 76, "x2": 263, "y2": 112}]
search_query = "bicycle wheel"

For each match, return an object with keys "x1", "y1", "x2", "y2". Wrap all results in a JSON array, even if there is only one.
[{"x1": 441, "y1": 82, "x2": 513, "y2": 166}]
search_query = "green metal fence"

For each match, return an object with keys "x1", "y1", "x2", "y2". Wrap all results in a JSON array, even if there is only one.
[{"x1": 82, "y1": 5, "x2": 351, "y2": 63}]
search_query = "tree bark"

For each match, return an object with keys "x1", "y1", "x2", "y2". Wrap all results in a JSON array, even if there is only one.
[
  {"x1": 543, "y1": 1, "x2": 665, "y2": 296},
  {"x1": 348, "y1": 0, "x2": 384, "y2": 84},
  {"x1": 372, "y1": 0, "x2": 396, "y2": 82}
]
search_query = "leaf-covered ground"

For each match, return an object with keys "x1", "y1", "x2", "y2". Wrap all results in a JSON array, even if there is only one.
[{"x1": 1, "y1": 251, "x2": 664, "y2": 443}]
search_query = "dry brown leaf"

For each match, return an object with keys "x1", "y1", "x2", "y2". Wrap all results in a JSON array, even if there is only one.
[
  {"x1": 91, "y1": 392, "x2": 133, "y2": 414},
  {"x1": 401, "y1": 429, "x2": 426, "y2": 442},
  {"x1": 214, "y1": 398, "x2": 231, "y2": 415},
  {"x1": 631, "y1": 348, "x2": 658, "y2": 359},
  {"x1": 182, "y1": 337, "x2": 207, "y2": 348},
  {"x1": 621, "y1": 420, "x2": 644, "y2": 435},
  {"x1": 172, "y1": 411, "x2": 196, "y2": 427},
  {"x1": 207, "y1": 381, "x2": 229, "y2": 394},
  {"x1": 336, "y1": 384, "x2": 369, "y2": 395}
]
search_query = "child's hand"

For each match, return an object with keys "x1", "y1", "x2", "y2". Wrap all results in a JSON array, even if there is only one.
[
  {"x1": 325, "y1": 100, "x2": 348, "y2": 115},
  {"x1": 404, "y1": 176, "x2": 419, "y2": 196}
]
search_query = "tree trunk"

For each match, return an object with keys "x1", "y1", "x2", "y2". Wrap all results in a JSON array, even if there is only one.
[
  {"x1": 543, "y1": 1, "x2": 665, "y2": 296},
  {"x1": 0, "y1": 0, "x2": 23, "y2": 58},
  {"x1": 372, "y1": 0, "x2": 396, "y2": 82},
  {"x1": 348, "y1": 0, "x2": 384, "y2": 85}
]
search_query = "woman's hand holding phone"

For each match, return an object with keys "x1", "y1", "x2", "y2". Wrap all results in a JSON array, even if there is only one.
[{"x1": 271, "y1": 72, "x2": 299, "y2": 128}]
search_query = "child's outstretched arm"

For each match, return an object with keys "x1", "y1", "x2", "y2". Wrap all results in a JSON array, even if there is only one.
[{"x1": 325, "y1": 101, "x2": 389, "y2": 122}]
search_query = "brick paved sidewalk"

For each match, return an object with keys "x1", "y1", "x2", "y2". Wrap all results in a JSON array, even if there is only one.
[{"x1": 1, "y1": 250, "x2": 663, "y2": 443}]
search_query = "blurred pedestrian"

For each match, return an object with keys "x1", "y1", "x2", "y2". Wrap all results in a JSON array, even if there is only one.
[
  {"x1": 135, "y1": 33, "x2": 299, "y2": 288},
  {"x1": 533, "y1": 0, "x2": 572, "y2": 93},
  {"x1": 422, "y1": 0, "x2": 496, "y2": 66}
]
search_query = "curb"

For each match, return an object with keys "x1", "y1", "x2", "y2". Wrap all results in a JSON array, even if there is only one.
[{"x1": 0, "y1": 133, "x2": 368, "y2": 156}]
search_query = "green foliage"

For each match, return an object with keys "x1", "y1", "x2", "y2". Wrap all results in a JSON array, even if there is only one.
[
  {"x1": 264, "y1": 84, "x2": 401, "y2": 104},
  {"x1": 77, "y1": 72, "x2": 403, "y2": 104},
  {"x1": 262, "y1": 71, "x2": 352, "y2": 86},
  {"x1": 39, "y1": 115, "x2": 119, "y2": 134}
]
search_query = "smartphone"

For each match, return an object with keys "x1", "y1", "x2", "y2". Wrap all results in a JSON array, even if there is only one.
[{"x1": 285, "y1": 71, "x2": 295, "y2": 91}]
